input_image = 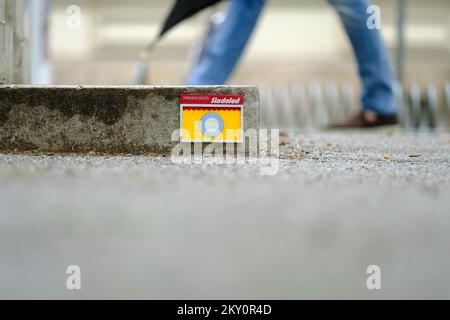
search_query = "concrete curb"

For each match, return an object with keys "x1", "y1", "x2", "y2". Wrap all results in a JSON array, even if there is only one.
[{"x1": 0, "y1": 85, "x2": 260, "y2": 154}]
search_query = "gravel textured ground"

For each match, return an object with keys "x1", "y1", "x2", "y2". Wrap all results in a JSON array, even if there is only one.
[{"x1": 1, "y1": 131, "x2": 450, "y2": 299}]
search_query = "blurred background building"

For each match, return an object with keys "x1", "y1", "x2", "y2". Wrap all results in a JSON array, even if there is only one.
[
  {"x1": 1, "y1": 0, "x2": 449, "y2": 129},
  {"x1": 44, "y1": 0, "x2": 449, "y2": 85}
]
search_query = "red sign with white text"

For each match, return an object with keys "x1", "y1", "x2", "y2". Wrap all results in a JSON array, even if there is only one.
[{"x1": 180, "y1": 94, "x2": 244, "y2": 106}]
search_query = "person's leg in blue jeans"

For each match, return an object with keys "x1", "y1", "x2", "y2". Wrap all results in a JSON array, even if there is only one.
[
  {"x1": 187, "y1": 0, "x2": 266, "y2": 85},
  {"x1": 328, "y1": 0, "x2": 397, "y2": 117},
  {"x1": 188, "y1": 0, "x2": 397, "y2": 125}
]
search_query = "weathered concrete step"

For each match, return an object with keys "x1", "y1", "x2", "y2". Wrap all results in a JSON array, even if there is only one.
[{"x1": 0, "y1": 85, "x2": 260, "y2": 154}]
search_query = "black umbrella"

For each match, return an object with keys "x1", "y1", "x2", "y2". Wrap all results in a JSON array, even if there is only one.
[
  {"x1": 159, "y1": 0, "x2": 223, "y2": 38},
  {"x1": 133, "y1": 0, "x2": 224, "y2": 84}
]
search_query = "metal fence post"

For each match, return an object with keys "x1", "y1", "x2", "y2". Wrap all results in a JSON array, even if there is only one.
[{"x1": 396, "y1": 0, "x2": 406, "y2": 86}]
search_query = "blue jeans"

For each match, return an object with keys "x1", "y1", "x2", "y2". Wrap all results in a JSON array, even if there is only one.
[{"x1": 187, "y1": 0, "x2": 397, "y2": 116}]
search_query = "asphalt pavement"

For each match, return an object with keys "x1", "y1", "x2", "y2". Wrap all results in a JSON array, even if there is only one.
[{"x1": 1, "y1": 131, "x2": 450, "y2": 299}]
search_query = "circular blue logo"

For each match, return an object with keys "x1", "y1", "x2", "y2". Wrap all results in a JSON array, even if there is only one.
[{"x1": 200, "y1": 113, "x2": 224, "y2": 137}]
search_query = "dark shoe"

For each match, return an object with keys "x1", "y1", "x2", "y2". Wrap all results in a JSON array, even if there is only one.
[{"x1": 330, "y1": 111, "x2": 399, "y2": 129}]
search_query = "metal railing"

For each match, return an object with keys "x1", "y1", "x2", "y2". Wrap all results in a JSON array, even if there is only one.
[{"x1": 259, "y1": 82, "x2": 450, "y2": 131}]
